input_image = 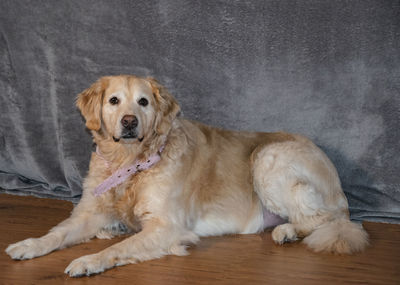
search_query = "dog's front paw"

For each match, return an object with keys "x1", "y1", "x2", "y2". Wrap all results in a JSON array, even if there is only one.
[
  {"x1": 65, "y1": 253, "x2": 111, "y2": 277},
  {"x1": 6, "y1": 238, "x2": 51, "y2": 260}
]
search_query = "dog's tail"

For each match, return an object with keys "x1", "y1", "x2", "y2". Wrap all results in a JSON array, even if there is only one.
[{"x1": 303, "y1": 218, "x2": 369, "y2": 254}]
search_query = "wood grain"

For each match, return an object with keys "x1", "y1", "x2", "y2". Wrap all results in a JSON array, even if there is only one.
[{"x1": 0, "y1": 193, "x2": 399, "y2": 285}]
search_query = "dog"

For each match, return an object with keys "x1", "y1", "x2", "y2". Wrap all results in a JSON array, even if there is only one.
[{"x1": 6, "y1": 75, "x2": 368, "y2": 277}]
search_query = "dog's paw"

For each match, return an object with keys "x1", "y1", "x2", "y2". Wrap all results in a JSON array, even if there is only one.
[
  {"x1": 65, "y1": 253, "x2": 110, "y2": 277},
  {"x1": 96, "y1": 222, "x2": 131, "y2": 239},
  {"x1": 5, "y1": 238, "x2": 51, "y2": 260},
  {"x1": 272, "y1": 223, "x2": 298, "y2": 245},
  {"x1": 95, "y1": 229, "x2": 115, "y2": 240}
]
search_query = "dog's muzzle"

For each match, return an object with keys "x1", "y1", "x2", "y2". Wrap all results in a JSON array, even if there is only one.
[
  {"x1": 113, "y1": 115, "x2": 143, "y2": 142},
  {"x1": 121, "y1": 115, "x2": 138, "y2": 138}
]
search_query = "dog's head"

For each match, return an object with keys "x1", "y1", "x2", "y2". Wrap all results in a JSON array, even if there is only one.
[{"x1": 76, "y1": 75, "x2": 180, "y2": 144}]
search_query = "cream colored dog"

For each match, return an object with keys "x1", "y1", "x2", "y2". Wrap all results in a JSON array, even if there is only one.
[{"x1": 6, "y1": 75, "x2": 368, "y2": 277}]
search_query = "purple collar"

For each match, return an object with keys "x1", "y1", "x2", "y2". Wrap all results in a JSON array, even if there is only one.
[{"x1": 93, "y1": 145, "x2": 165, "y2": 196}]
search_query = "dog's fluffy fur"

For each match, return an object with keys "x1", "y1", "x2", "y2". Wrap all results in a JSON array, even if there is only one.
[{"x1": 6, "y1": 75, "x2": 368, "y2": 277}]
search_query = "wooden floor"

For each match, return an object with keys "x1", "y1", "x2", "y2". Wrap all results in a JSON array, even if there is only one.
[{"x1": 0, "y1": 194, "x2": 399, "y2": 285}]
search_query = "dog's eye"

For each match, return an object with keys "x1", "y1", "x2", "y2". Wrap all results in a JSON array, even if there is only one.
[
  {"x1": 138, "y1": 98, "x2": 148, "y2": 107},
  {"x1": 109, "y1": 97, "x2": 119, "y2": 105}
]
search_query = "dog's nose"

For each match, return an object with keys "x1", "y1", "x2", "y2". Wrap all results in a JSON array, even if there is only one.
[{"x1": 121, "y1": 115, "x2": 138, "y2": 129}]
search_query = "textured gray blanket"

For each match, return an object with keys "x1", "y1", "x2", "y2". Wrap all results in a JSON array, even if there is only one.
[{"x1": 0, "y1": 1, "x2": 399, "y2": 223}]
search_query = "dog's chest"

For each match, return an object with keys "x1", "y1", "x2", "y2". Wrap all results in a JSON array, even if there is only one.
[{"x1": 107, "y1": 182, "x2": 143, "y2": 231}]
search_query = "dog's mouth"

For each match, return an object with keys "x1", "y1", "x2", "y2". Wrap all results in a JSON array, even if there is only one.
[{"x1": 113, "y1": 134, "x2": 144, "y2": 143}]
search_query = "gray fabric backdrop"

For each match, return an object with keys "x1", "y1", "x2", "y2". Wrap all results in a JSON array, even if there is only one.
[{"x1": 0, "y1": 0, "x2": 399, "y2": 223}]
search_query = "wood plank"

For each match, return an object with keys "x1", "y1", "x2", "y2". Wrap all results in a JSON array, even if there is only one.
[{"x1": 0, "y1": 193, "x2": 399, "y2": 284}]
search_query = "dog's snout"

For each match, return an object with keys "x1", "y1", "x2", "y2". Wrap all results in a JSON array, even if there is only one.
[{"x1": 121, "y1": 115, "x2": 138, "y2": 129}]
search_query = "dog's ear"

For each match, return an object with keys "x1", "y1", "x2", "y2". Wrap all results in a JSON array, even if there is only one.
[
  {"x1": 76, "y1": 77, "x2": 109, "y2": 131},
  {"x1": 147, "y1": 77, "x2": 181, "y2": 135}
]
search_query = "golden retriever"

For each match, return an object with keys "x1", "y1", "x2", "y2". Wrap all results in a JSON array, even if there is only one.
[{"x1": 6, "y1": 75, "x2": 368, "y2": 277}]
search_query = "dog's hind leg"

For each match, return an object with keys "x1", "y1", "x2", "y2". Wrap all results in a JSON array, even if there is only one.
[{"x1": 251, "y1": 137, "x2": 368, "y2": 254}]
